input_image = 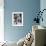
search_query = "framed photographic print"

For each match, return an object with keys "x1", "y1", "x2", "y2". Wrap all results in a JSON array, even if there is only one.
[{"x1": 12, "y1": 12, "x2": 23, "y2": 26}]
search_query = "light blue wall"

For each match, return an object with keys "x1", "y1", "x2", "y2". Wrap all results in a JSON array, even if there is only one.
[
  {"x1": 40, "y1": 0, "x2": 46, "y2": 27},
  {"x1": 4, "y1": 0, "x2": 40, "y2": 42}
]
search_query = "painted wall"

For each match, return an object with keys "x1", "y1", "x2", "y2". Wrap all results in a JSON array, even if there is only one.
[
  {"x1": 4, "y1": 0, "x2": 40, "y2": 42},
  {"x1": 40, "y1": 0, "x2": 46, "y2": 27}
]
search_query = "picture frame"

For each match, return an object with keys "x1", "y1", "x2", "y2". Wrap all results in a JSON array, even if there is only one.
[{"x1": 12, "y1": 12, "x2": 23, "y2": 26}]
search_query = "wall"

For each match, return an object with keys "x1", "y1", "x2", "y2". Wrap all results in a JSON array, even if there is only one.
[
  {"x1": 40, "y1": 0, "x2": 46, "y2": 27},
  {"x1": 4, "y1": 0, "x2": 40, "y2": 42}
]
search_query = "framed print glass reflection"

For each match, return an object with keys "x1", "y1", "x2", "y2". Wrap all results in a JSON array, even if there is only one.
[{"x1": 12, "y1": 12, "x2": 23, "y2": 26}]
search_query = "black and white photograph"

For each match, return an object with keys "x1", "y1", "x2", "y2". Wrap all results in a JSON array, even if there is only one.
[{"x1": 12, "y1": 12, "x2": 23, "y2": 26}]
